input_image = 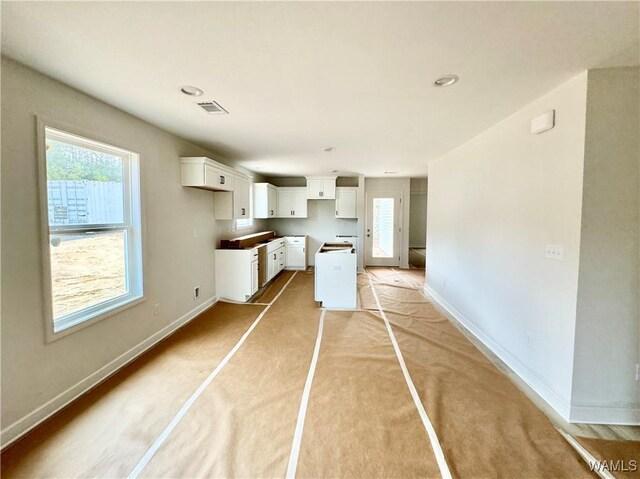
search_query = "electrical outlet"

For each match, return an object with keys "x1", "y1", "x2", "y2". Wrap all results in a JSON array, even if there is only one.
[
  {"x1": 194, "y1": 287, "x2": 200, "y2": 300},
  {"x1": 545, "y1": 244, "x2": 564, "y2": 260},
  {"x1": 153, "y1": 303, "x2": 160, "y2": 316}
]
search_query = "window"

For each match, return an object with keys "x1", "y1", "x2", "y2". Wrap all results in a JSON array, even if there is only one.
[
  {"x1": 372, "y1": 198, "x2": 394, "y2": 258},
  {"x1": 235, "y1": 182, "x2": 254, "y2": 230},
  {"x1": 42, "y1": 125, "x2": 143, "y2": 336}
]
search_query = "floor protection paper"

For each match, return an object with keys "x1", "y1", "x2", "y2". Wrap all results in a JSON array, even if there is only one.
[{"x1": 1, "y1": 302, "x2": 266, "y2": 479}]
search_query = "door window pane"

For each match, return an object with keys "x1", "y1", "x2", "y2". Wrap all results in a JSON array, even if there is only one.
[
  {"x1": 50, "y1": 230, "x2": 128, "y2": 320},
  {"x1": 372, "y1": 198, "x2": 394, "y2": 258}
]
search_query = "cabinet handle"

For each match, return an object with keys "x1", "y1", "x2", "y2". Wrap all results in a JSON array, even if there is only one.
[
  {"x1": 241, "y1": 208, "x2": 246, "y2": 216},
  {"x1": 220, "y1": 175, "x2": 225, "y2": 184},
  {"x1": 270, "y1": 209, "x2": 274, "y2": 216},
  {"x1": 336, "y1": 210, "x2": 338, "y2": 216},
  {"x1": 292, "y1": 210, "x2": 295, "y2": 216},
  {"x1": 273, "y1": 253, "x2": 276, "y2": 260},
  {"x1": 319, "y1": 191, "x2": 323, "y2": 197}
]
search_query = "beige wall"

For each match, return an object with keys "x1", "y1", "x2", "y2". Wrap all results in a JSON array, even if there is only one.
[
  {"x1": 425, "y1": 72, "x2": 589, "y2": 419},
  {"x1": 571, "y1": 67, "x2": 640, "y2": 423},
  {"x1": 0, "y1": 58, "x2": 265, "y2": 444}
]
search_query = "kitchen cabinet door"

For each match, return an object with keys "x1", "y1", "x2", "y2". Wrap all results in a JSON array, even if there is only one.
[
  {"x1": 291, "y1": 189, "x2": 308, "y2": 217},
  {"x1": 286, "y1": 246, "x2": 306, "y2": 268},
  {"x1": 267, "y1": 186, "x2": 277, "y2": 217},
  {"x1": 336, "y1": 187, "x2": 357, "y2": 218},
  {"x1": 251, "y1": 260, "x2": 259, "y2": 295},
  {"x1": 253, "y1": 183, "x2": 277, "y2": 219},
  {"x1": 234, "y1": 175, "x2": 251, "y2": 220},
  {"x1": 277, "y1": 189, "x2": 292, "y2": 217}
]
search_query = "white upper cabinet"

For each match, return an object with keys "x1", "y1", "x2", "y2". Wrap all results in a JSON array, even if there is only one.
[
  {"x1": 335, "y1": 187, "x2": 358, "y2": 218},
  {"x1": 214, "y1": 174, "x2": 251, "y2": 220},
  {"x1": 253, "y1": 183, "x2": 278, "y2": 218},
  {"x1": 277, "y1": 187, "x2": 307, "y2": 218},
  {"x1": 181, "y1": 157, "x2": 251, "y2": 220},
  {"x1": 306, "y1": 177, "x2": 336, "y2": 199},
  {"x1": 181, "y1": 157, "x2": 234, "y2": 191},
  {"x1": 233, "y1": 175, "x2": 251, "y2": 219}
]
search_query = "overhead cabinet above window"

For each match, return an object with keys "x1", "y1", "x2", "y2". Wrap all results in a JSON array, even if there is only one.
[
  {"x1": 180, "y1": 157, "x2": 251, "y2": 220},
  {"x1": 181, "y1": 157, "x2": 235, "y2": 192},
  {"x1": 306, "y1": 177, "x2": 336, "y2": 199}
]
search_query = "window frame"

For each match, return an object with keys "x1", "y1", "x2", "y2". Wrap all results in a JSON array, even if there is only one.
[{"x1": 37, "y1": 117, "x2": 145, "y2": 342}]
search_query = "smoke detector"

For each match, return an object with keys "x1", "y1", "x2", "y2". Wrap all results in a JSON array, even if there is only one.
[{"x1": 180, "y1": 85, "x2": 204, "y2": 97}]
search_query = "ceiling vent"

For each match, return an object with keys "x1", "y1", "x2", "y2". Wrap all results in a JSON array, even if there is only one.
[{"x1": 196, "y1": 101, "x2": 229, "y2": 114}]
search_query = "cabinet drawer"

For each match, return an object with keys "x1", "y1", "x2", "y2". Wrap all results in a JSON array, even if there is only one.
[
  {"x1": 285, "y1": 236, "x2": 305, "y2": 245},
  {"x1": 266, "y1": 239, "x2": 285, "y2": 253}
]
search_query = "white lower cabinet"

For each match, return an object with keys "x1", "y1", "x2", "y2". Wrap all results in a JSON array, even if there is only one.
[
  {"x1": 266, "y1": 238, "x2": 286, "y2": 283},
  {"x1": 215, "y1": 248, "x2": 260, "y2": 302},
  {"x1": 285, "y1": 236, "x2": 308, "y2": 270},
  {"x1": 251, "y1": 258, "x2": 259, "y2": 295}
]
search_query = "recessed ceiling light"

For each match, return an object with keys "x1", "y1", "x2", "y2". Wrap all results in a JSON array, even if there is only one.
[
  {"x1": 180, "y1": 85, "x2": 204, "y2": 97},
  {"x1": 323, "y1": 147, "x2": 335, "y2": 152},
  {"x1": 434, "y1": 75, "x2": 459, "y2": 87},
  {"x1": 384, "y1": 171, "x2": 398, "y2": 174}
]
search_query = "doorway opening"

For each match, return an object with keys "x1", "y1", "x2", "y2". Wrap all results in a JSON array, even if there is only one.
[{"x1": 408, "y1": 178, "x2": 427, "y2": 269}]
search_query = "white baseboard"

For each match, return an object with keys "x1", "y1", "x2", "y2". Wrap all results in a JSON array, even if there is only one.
[
  {"x1": 423, "y1": 284, "x2": 572, "y2": 421},
  {"x1": 570, "y1": 404, "x2": 640, "y2": 425},
  {"x1": 0, "y1": 296, "x2": 218, "y2": 450}
]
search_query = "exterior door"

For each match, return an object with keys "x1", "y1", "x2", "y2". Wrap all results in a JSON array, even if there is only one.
[{"x1": 365, "y1": 192, "x2": 401, "y2": 266}]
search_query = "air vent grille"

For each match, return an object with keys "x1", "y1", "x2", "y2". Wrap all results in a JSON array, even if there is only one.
[{"x1": 197, "y1": 101, "x2": 229, "y2": 114}]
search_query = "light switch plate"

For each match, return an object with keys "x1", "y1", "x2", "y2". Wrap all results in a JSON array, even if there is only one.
[{"x1": 545, "y1": 244, "x2": 564, "y2": 260}]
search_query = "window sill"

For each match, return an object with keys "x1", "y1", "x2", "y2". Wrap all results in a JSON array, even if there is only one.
[{"x1": 46, "y1": 295, "x2": 145, "y2": 343}]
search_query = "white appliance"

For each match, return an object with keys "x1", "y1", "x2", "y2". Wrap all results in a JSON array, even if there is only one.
[{"x1": 315, "y1": 242, "x2": 357, "y2": 309}]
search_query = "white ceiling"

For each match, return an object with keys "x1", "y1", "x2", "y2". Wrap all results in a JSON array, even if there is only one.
[{"x1": 2, "y1": 1, "x2": 638, "y2": 177}]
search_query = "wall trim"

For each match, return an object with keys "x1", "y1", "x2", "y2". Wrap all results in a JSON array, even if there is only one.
[
  {"x1": 423, "y1": 283, "x2": 573, "y2": 421},
  {"x1": 0, "y1": 296, "x2": 218, "y2": 450},
  {"x1": 570, "y1": 404, "x2": 640, "y2": 425}
]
